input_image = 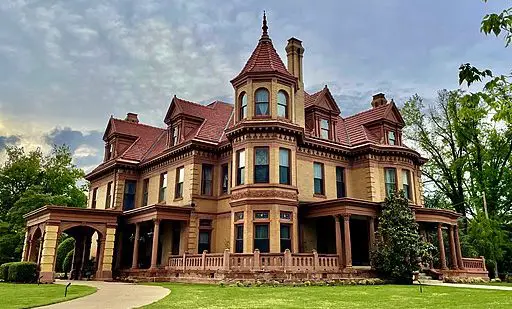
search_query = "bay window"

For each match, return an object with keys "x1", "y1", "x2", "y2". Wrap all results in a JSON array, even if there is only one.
[
  {"x1": 255, "y1": 88, "x2": 270, "y2": 116},
  {"x1": 254, "y1": 147, "x2": 269, "y2": 183}
]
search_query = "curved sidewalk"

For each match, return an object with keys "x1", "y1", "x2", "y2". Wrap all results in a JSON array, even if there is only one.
[{"x1": 36, "y1": 280, "x2": 170, "y2": 309}]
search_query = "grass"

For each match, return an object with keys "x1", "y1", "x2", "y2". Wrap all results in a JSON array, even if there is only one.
[
  {"x1": 142, "y1": 283, "x2": 512, "y2": 309},
  {"x1": 0, "y1": 282, "x2": 96, "y2": 309}
]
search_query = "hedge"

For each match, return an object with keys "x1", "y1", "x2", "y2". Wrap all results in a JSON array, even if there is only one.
[
  {"x1": 63, "y1": 249, "x2": 74, "y2": 274},
  {"x1": 0, "y1": 262, "x2": 15, "y2": 281},
  {"x1": 6, "y1": 262, "x2": 37, "y2": 283},
  {"x1": 55, "y1": 237, "x2": 75, "y2": 272}
]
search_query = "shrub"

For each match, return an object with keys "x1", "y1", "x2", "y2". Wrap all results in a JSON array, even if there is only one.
[
  {"x1": 63, "y1": 249, "x2": 74, "y2": 274},
  {"x1": 55, "y1": 237, "x2": 75, "y2": 272},
  {"x1": 6, "y1": 262, "x2": 37, "y2": 283},
  {"x1": 0, "y1": 262, "x2": 15, "y2": 281},
  {"x1": 371, "y1": 191, "x2": 434, "y2": 284}
]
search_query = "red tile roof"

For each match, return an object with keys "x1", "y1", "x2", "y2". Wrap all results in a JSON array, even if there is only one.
[
  {"x1": 343, "y1": 103, "x2": 394, "y2": 145},
  {"x1": 232, "y1": 38, "x2": 295, "y2": 82}
]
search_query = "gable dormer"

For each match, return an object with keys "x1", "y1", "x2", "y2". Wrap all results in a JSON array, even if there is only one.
[
  {"x1": 365, "y1": 94, "x2": 405, "y2": 146},
  {"x1": 102, "y1": 115, "x2": 139, "y2": 162},
  {"x1": 164, "y1": 96, "x2": 204, "y2": 147},
  {"x1": 304, "y1": 85, "x2": 341, "y2": 140}
]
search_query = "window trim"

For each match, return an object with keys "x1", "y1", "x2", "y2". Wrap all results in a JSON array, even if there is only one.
[
  {"x1": 254, "y1": 147, "x2": 270, "y2": 184},
  {"x1": 171, "y1": 125, "x2": 180, "y2": 146},
  {"x1": 336, "y1": 166, "x2": 346, "y2": 198},
  {"x1": 388, "y1": 130, "x2": 396, "y2": 145},
  {"x1": 123, "y1": 180, "x2": 137, "y2": 211},
  {"x1": 142, "y1": 178, "x2": 149, "y2": 206},
  {"x1": 91, "y1": 187, "x2": 98, "y2": 209},
  {"x1": 385, "y1": 167, "x2": 397, "y2": 197},
  {"x1": 221, "y1": 163, "x2": 229, "y2": 194},
  {"x1": 239, "y1": 92, "x2": 248, "y2": 120},
  {"x1": 159, "y1": 172, "x2": 167, "y2": 203},
  {"x1": 253, "y1": 223, "x2": 270, "y2": 253},
  {"x1": 279, "y1": 148, "x2": 291, "y2": 185},
  {"x1": 313, "y1": 162, "x2": 325, "y2": 196},
  {"x1": 277, "y1": 90, "x2": 288, "y2": 118},
  {"x1": 105, "y1": 181, "x2": 112, "y2": 209},
  {"x1": 235, "y1": 224, "x2": 244, "y2": 253},
  {"x1": 254, "y1": 88, "x2": 270, "y2": 117},
  {"x1": 280, "y1": 223, "x2": 292, "y2": 253},
  {"x1": 201, "y1": 164, "x2": 214, "y2": 196},
  {"x1": 402, "y1": 169, "x2": 412, "y2": 201},
  {"x1": 320, "y1": 119, "x2": 330, "y2": 139},
  {"x1": 175, "y1": 166, "x2": 185, "y2": 199},
  {"x1": 236, "y1": 149, "x2": 245, "y2": 186}
]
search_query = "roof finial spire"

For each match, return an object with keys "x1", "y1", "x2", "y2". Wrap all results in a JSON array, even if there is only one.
[{"x1": 260, "y1": 11, "x2": 271, "y2": 42}]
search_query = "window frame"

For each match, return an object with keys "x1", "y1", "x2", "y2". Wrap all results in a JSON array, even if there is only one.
[
  {"x1": 221, "y1": 163, "x2": 229, "y2": 194},
  {"x1": 388, "y1": 131, "x2": 396, "y2": 145},
  {"x1": 280, "y1": 223, "x2": 292, "y2": 252},
  {"x1": 201, "y1": 164, "x2": 214, "y2": 196},
  {"x1": 159, "y1": 172, "x2": 168, "y2": 203},
  {"x1": 279, "y1": 148, "x2": 291, "y2": 185},
  {"x1": 172, "y1": 125, "x2": 180, "y2": 146},
  {"x1": 105, "y1": 181, "x2": 112, "y2": 209},
  {"x1": 336, "y1": 166, "x2": 346, "y2": 198},
  {"x1": 320, "y1": 119, "x2": 330, "y2": 139},
  {"x1": 313, "y1": 162, "x2": 325, "y2": 195},
  {"x1": 235, "y1": 224, "x2": 244, "y2": 253},
  {"x1": 277, "y1": 90, "x2": 288, "y2": 118},
  {"x1": 385, "y1": 168, "x2": 397, "y2": 197},
  {"x1": 254, "y1": 88, "x2": 270, "y2": 117},
  {"x1": 142, "y1": 178, "x2": 149, "y2": 206},
  {"x1": 198, "y1": 230, "x2": 211, "y2": 254},
  {"x1": 254, "y1": 147, "x2": 270, "y2": 183},
  {"x1": 91, "y1": 187, "x2": 98, "y2": 209},
  {"x1": 123, "y1": 180, "x2": 137, "y2": 211},
  {"x1": 254, "y1": 224, "x2": 270, "y2": 253},
  {"x1": 402, "y1": 169, "x2": 412, "y2": 200},
  {"x1": 175, "y1": 166, "x2": 185, "y2": 199},
  {"x1": 236, "y1": 149, "x2": 245, "y2": 186},
  {"x1": 239, "y1": 92, "x2": 248, "y2": 120}
]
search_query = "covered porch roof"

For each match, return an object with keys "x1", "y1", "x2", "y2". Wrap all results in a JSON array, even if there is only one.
[{"x1": 122, "y1": 204, "x2": 192, "y2": 224}]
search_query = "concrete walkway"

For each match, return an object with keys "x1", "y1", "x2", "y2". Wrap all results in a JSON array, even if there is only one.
[
  {"x1": 36, "y1": 280, "x2": 170, "y2": 309},
  {"x1": 419, "y1": 281, "x2": 512, "y2": 291}
]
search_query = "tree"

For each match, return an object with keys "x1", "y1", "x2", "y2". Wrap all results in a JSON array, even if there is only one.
[
  {"x1": 55, "y1": 237, "x2": 75, "y2": 272},
  {"x1": 371, "y1": 191, "x2": 434, "y2": 283},
  {"x1": 0, "y1": 145, "x2": 86, "y2": 264}
]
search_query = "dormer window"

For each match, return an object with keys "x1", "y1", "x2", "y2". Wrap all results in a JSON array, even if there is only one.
[
  {"x1": 240, "y1": 92, "x2": 248, "y2": 119},
  {"x1": 277, "y1": 91, "x2": 288, "y2": 118},
  {"x1": 255, "y1": 88, "x2": 270, "y2": 116},
  {"x1": 105, "y1": 142, "x2": 114, "y2": 160},
  {"x1": 320, "y1": 119, "x2": 330, "y2": 139},
  {"x1": 172, "y1": 126, "x2": 180, "y2": 146},
  {"x1": 388, "y1": 131, "x2": 396, "y2": 145}
]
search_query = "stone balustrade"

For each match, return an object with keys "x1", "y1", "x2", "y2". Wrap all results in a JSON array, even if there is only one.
[
  {"x1": 462, "y1": 256, "x2": 487, "y2": 271},
  {"x1": 167, "y1": 249, "x2": 340, "y2": 273}
]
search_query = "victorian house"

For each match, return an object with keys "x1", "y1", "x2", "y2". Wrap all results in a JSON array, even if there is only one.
[{"x1": 23, "y1": 14, "x2": 487, "y2": 283}]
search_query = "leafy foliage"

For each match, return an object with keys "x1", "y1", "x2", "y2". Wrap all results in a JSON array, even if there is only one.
[
  {"x1": 55, "y1": 237, "x2": 75, "y2": 272},
  {"x1": 63, "y1": 249, "x2": 74, "y2": 274},
  {"x1": 6, "y1": 262, "x2": 37, "y2": 283},
  {"x1": 371, "y1": 191, "x2": 434, "y2": 283},
  {"x1": 0, "y1": 146, "x2": 86, "y2": 264}
]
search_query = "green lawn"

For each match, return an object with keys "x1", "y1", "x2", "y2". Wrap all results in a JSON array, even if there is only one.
[
  {"x1": 0, "y1": 283, "x2": 96, "y2": 309},
  {"x1": 142, "y1": 283, "x2": 512, "y2": 309}
]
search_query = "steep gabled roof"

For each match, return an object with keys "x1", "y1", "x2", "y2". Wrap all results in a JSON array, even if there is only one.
[
  {"x1": 231, "y1": 13, "x2": 295, "y2": 83},
  {"x1": 304, "y1": 86, "x2": 341, "y2": 114}
]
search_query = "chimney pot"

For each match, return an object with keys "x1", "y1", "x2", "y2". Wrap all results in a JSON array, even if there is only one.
[{"x1": 125, "y1": 113, "x2": 139, "y2": 123}]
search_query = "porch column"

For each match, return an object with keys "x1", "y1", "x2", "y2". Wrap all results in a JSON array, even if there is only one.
[
  {"x1": 333, "y1": 216, "x2": 343, "y2": 266},
  {"x1": 437, "y1": 223, "x2": 448, "y2": 270},
  {"x1": 150, "y1": 219, "x2": 161, "y2": 269},
  {"x1": 343, "y1": 215, "x2": 352, "y2": 268},
  {"x1": 448, "y1": 225, "x2": 458, "y2": 270},
  {"x1": 368, "y1": 216, "x2": 375, "y2": 252},
  {"x1": 454, "y1": 225, "x2": 464, "y2": 270},
  {"x1": 131, "y1": 222, "x2": 140, "y2": 269}
]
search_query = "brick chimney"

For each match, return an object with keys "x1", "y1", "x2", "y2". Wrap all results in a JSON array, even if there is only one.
[
  {"x1": 125, "y1": 113, "x2": 139, "y2": 123},
  {"x1": 371, "y1": 93, "x2": 387, "y2": 108},
  {"x1": 285, "y1": 37, "x2": 305, "y2": 85}
]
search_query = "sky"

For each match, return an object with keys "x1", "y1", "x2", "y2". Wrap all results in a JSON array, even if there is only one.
[{"x1": 0, "y1": 0, "x2": 510, "y2": 172}]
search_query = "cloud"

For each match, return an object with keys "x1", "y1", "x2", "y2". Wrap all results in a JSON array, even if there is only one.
[{"x1": 0, "y1": 135, "x2": 20, "y2": 150}]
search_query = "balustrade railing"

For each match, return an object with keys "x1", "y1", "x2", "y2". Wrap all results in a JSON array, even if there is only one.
[
  {"x1": 462, "y1": 256, "x2": 487, "y2": 271},
  {"x1": 167, "y1": 249, "x2": 343, "y2": 273}
]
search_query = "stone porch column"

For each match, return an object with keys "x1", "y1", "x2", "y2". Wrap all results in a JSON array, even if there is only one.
[
  {"x1": 437, "y1": 223, "x2": 448, "y2": 270},
  {"x1": 333, "y1": 215, "x2": 343, "y2": 267},
  {"x1": 21, "y1": 231, "x2": 29, "y2": 261},
  {"x1": 454, "y1": 225, "x2": 464, "y2": 270},
  {"x1": 39, "y1": 225, "x2": 59, "y2": 283},
  {"x1": 368, "y1": 216, "x2": 375, "y2": 252},
  {"x1": 448, "y1": 225, "x2": 458, "y2": 270},
  {"x1": 150, "y1": 219, "x2": 161, "y2": 269},
  {"x1": 343, "y1": 215, "x2": 352, "y2": 268},
  {"x1": 131, "y1": 222, "x2": 141, "y2": 269}
]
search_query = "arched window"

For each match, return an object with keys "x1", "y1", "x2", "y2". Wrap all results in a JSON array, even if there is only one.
[
  {"x1": 277, "y1": 90, "x2": 288, "y2": 118},
  {"x1": 255, "y1": 88, "x2": 270, "y2": 116},
  {"x1": 239, "y1": 92, "x2": 248, "y2": 120}
]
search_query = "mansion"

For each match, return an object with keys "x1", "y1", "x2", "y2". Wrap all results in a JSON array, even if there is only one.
[{"x1": 23, "y1": 14, "x2": 487, "y2": 283}]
